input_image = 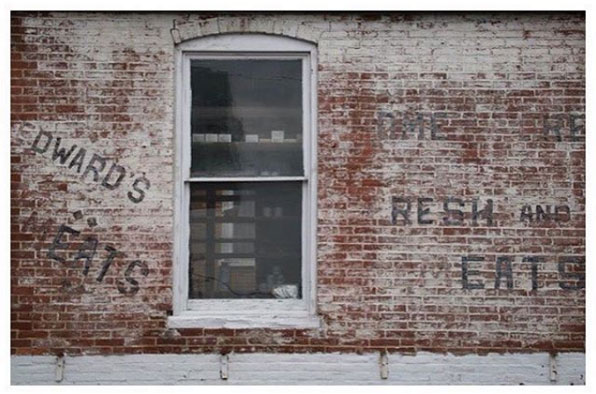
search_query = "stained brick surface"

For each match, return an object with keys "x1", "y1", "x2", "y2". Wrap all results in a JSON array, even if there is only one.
[{"x1": 11, "y1": 12, "x2": 585, "y2": 356}]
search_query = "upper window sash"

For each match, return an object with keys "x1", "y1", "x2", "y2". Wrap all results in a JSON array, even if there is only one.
[{"x1": 181, "y1": 52, "x2": 312, "y2": 182}]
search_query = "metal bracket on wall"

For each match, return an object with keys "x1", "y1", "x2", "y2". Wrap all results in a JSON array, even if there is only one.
[
  {"x1": 170, "y1": 19, "x2": 181, "y2": 44},
  {"x1": 379, "y1": 351, "x2": 389, "y2": 379},
  {"x1": 549, "y1": 353, "x2": 558, "y2": 383},
  {"x1": 55, "y1": 356, "x2": 65, "y2": 383},
  {"x1": 220, "y1": 354, "x2": 229, "y2": 380}
]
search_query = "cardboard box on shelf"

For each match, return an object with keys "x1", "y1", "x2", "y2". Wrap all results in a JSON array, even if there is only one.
[
  {"x1": 192, "y1": 133, "x2": 206, "y2": 143},
  {"x1": 245, "y1": 134, "x2": 259, "y2": 143},
  {"x1": 205, "y1": 133, "x2": 219, "y2": 143}
]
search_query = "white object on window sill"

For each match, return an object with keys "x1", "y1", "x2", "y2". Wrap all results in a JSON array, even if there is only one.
[{"x1": 272, "y1": 284, "x2": 298, "y2": 299}]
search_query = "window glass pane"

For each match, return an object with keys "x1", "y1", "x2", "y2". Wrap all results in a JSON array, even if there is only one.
[
  {"x1": 190, "y1": 59, "x2": 303, "y2": 177},
  {"x1": 189, "y1": 182, "x2": 302, "y2": 299}
]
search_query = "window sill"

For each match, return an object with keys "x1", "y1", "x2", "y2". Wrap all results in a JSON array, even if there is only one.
[{"x1": 168, "y1": 311, "x2": 321, "y2": 329}]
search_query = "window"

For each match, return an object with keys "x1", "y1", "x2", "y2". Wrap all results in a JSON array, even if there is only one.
[{"x1": 170, "y1": 34, "x2": 319, "y2": 328}]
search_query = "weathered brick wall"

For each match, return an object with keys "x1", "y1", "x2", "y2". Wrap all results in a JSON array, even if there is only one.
[{"x1": 11, "y1": 12, "x2": 585, "y2": 356}]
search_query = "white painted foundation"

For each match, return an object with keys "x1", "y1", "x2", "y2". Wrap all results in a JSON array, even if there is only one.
[{"x1": 11, "y1": 352, "x2": 584, "y2": 385}]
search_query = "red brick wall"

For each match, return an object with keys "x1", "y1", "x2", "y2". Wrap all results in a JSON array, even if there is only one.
[{"x1": 11, "y1": 11, "x2": 585, "y2": 356}]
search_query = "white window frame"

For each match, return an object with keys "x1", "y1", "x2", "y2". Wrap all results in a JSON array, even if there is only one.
[{"x1": 170, "y1": 34, "x2": 319, "y2": 329}]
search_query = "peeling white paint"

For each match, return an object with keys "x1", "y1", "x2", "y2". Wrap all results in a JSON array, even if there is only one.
[{"x1": 11, "y1": 352, "x2": 584, "y2": 385}]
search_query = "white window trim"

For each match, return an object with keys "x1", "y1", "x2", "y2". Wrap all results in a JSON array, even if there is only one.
[{"x1": 170, "y1": 34, "x2": 319, "y2": 329}]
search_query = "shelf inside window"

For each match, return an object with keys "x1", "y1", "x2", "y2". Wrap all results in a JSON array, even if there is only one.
[
  {"x1": 192, "y1": 106, "x2": 301, "y2": 118},
  {"x1": 190, "y1": 141, "x2": 303, "y2": 177}
]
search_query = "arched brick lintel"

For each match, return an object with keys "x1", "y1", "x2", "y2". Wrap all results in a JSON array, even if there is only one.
[{"x1": 173, "y1": 16, "x2": 326, "y2": 45}]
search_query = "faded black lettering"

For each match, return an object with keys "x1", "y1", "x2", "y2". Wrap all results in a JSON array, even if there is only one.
[
  {"x1": 443, "y1": 197, "x2": 464, "y2": 226},
  {"x1": 431, "y1": 113, "x2": 447, "y2": 140},
  {"x1": 417, "y1": 197, "x2": 433, "y2": 225},
  {"x1": 462, "y1": 255, "x2": 485, "y2": 290},
  {"x1": 555, "y1": 205, "x2": 571, "y2": 222},
  {"x1": 22, "y1": 211, "x2": 55, "y2": 252},
  {"x1": 74, "y1": 236, "x2": 98, "y2": 276},
  {"x1": 543, "y1": 114, "x2": 562, "y2": 142},
  {"x1": 558, "y1": 256, "x2": 585, "y2": 290},
  {"x1": 101, "y1": 163, "x2": 126, "y2": 190},
  {"x1": 96, "y1": 245, "x2": 119, "y2": 283},
  {"x1": 569, "y1": 113, "x2": 583, "y2": 142},
  {"x1": 31, "y1": 130, "x2": 53, "y2": 154},
  {"x1": 391, "y1": 197, "x2": 411, "y2": 225},
  {"x1": 472, "y1": 199, "x2": 493, "y2": 226},
  {"x1": 520, "y1": 204, "x2": 533, "y2": 223},
  {"x1": 495, "y1": 256, "x2": 513, "y2": 289},
  {"x1": 523, "y1": 256, "x2": 542, "y2": 291},
  {"x1": 535, "y1": 205, "x2": 551, "y2": 222},
  {"x1": 82, "y1": 153, "x2": 107, "y2": 182},
  {"x1": 127, "y1": 176, "x2": 151, "y2": 204},
  {"x1": 51, "y1": 137, "x2": 77, "y2": 165},
  {"x1": 68, "y1": 147, "x2": 87, "y2": 173},
  {"x1": 48, "y1": 224, "x2": 80, "y2": 263},
  {"x1": 376, "y1": 110, "x2": 395, "y2": 139},
  {"x1": 403, "y1": 113, "x2": 424, "y2": 139},
  {"x1": 117, "y1": 260, "x2": 149, "y2": 295}
]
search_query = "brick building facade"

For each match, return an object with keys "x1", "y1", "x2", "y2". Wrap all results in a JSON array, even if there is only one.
[{"x1": 11, "y1": 11, "x2": 585, "y2": 384}]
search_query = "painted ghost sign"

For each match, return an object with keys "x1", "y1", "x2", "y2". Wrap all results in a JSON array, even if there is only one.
[
  {"x1": 46, "y1": 210, "x2": 150, "y2": 295},
  {"x1": 23, "y1": 129, "x2": 153, "y2": 295},
  {"x1": 31, "y1": 129, "x2": 151, "y2": 203}
]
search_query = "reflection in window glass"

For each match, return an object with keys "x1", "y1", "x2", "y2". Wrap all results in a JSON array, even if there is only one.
[
  {"x1": 188, "y1": 182, "x2": 302, "y2": 299},
  {"x1": 190, "y1": 59, "x2": 303, "y2": 177}
]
